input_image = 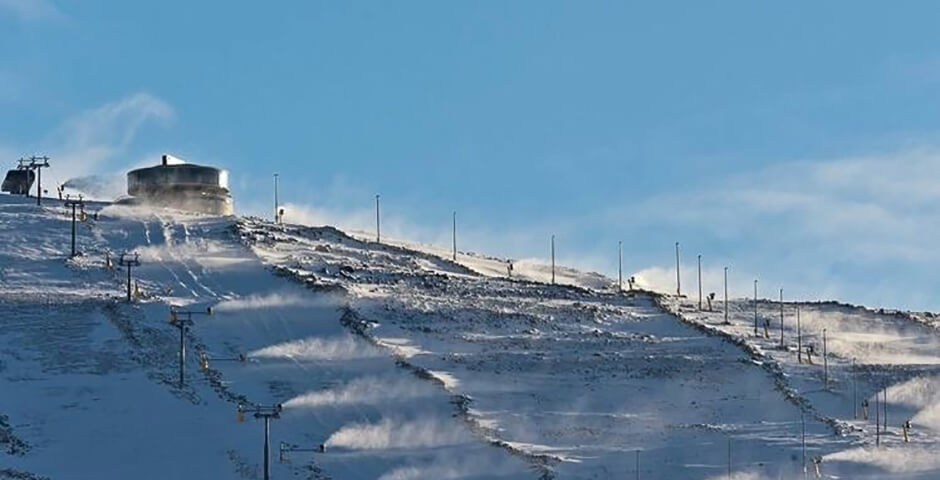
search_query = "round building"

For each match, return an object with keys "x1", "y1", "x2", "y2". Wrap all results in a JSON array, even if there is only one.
[{"x1": 124, "y1": 154, "x2": 233, "y2": 215}]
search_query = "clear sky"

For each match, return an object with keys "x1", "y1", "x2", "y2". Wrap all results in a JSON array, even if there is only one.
[{"x1": 3, "y1": 1, "x2": 940, "y2": 310}]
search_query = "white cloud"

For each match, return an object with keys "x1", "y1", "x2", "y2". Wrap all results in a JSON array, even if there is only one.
[
  {"x1": 617, "y1": 147, "x2": 940, "y2": 309},
  {"x1": 0, "y1": 0, "x2": 62, "y2": 21},
  {"x1": 624, "y1": 149, "x2": 940, "y2": 264}
]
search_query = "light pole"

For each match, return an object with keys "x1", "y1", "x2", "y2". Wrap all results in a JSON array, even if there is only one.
[
  {"x1": 169, "y1": 306, "x2": 213, "y2": 389},
  {"x1": 697, "y1": 254, "x2": 702, "y2": 310},
  {"x1": 853, "y1": 358, "x2": 858, "y2": 419},
  {"x1": 823, "y1": 328, "x2": 829, "y2": 389},
  {"x1": 375, "y1": 194, "x2": 381, "y2": 243},
  {"x1": 551, "y1": 234, "x2": 556, "y2": 284},
  {"x1": 727, "y1": 437, "x2": 732, "y2": 479},
  {"x1": 801, "y1": 412, "x2": 807, "y2": 479},
  {"x1": 452, "y1": 211, "x2": 457, "y2": 261},
  {"x1": 779, "y1": 288, "x2": 784, "y2": 347},
  {"x1": 238, "y1": 404, "x2": 283, "y2": 480},
  {"x1": 723, "y1": 266, "x2": 729, "y2": 324},
  {"x1": 64, "y1": 195, "x2": 85, "y2": 258},
  {"x1": 618, "y1": 241, "x2": 623, "y2": 293},
  {"x1": 273, "y1": 173, "x2": 279, "y2": 224},
  {"x1": 797, "y1": 306, "x2": 802, "y2": 363},
  {"x1": 118, "y1": 253, "x2": 141, "y2": 302},
  {"x1": 753, "y1": 279, "x2": 758, "y2": 337},
  {"x1": 675, "y1": 242, "x2": 681, "y2": 296}
]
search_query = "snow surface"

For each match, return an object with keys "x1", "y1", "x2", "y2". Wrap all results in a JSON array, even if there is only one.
[{"x1": 2, "y1": 193, "x2": 940, "y2": 479}]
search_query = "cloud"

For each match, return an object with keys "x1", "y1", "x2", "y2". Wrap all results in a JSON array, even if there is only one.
[
  {"x1": 620, "y1": 147, "x2": 940, "y2": 309},
  {"x1": 0, "y1": 0, "x2": 63, "y2": 21}
]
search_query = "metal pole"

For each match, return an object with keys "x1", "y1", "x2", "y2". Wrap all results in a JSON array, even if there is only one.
[
  {"x1": 70, "y1": 204, "x2": 77, "y2": 257},
  {"x1": 801, "y1": 413, "x2": 806, "y2": 479},
  {"x1": 452, "y1": 211, "x2": 457, "y2": 261},
  {"x1": 797, "y1": 306, "x2": 802, "y2": 363},
  {"x1": 264, "y1": 415, "x2": 271, "y2": 480},
  {"x1": 823, "y1": 328, "x2": 828, "y2": 389},
  {"x1": 876, "y1": 388, "x2": 880, "y2": 446},
  {"x1": 179, "y1": 320, "x2": 186, "y2": 389},
  {"x1": 727, "y1": 437, "x2": 732, "y2": 479},
  {"x1": 753, "y1": 279, "x2": 758, "y2": 336},
  {"x1": 675, "y1": 242, "x2": 680, "y2": 296},
  {"x1": 127, "y1": 264, "x2": 132, "y2": 302},
  {"x1": 723, "y1": 267, "x2": 729, "y2": 324},
  {"x1": 618, "y1": 241, "x2": 623, "y2": 292},
  {"x1": 551, "y1": 235, "x2": 555, "y2": 284},
  {"x1": 375, "y1": 194, "x2": 380, "y2": 243},
  {"x1": 697, "y1": 254, "x2": 702, "y2": 310},
  {"x1": 779, "y1": 288, "x2": 784, "y2": 347},
  {"x1": 273, "y1": 173, "x2": 279, "y2": 224},
  {"x1": 853, "y1": 358, "x2": 858, "y2": 419},
  {"x1": 37, "y1": 164, "x2": 41, "y2": 206},
  {"x1": 635, "y1": 449, "x2": 639, "y2": 480},
  {"x1": 883, "y1": 387, "x2": 887, "y2": 431}
]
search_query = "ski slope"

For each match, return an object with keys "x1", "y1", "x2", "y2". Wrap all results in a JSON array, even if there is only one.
[{"x1": 2, "y1": 192, "x2": 940, "y2": 479}]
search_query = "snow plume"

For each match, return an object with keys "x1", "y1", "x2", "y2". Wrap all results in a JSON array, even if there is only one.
[
  {"x1": 46, "y1": 94, "x2": 173, "y2": 186},
  {"x1": 61, "y1": 174, "x2": 126, "y2": 201},
  {"x1": 632, "y1": 264, "x2": 756, "y2": 299},
  {"x1": 324, "y1": 418, "x2": 469, "y2": 449},
  {"x1": 377, "y1": 455, "x2": 517, "y2": 480},
  {"x1": 885, "y1": 376, "x2": 940, "y2": 408},
  {"x1": 214, "y1": 292, "x2": 336, "y2": 312},
  {"x1": 826, "y1": 446, "x2": 940, "y2": 473},
  {"x1": 283, "y1": 376, "x2": 434, "y2": 409},
  {"x1": 703, "y1": 473, "x2": 768, "y2": 480},
  {"x1": 249, "y1": 336, "x2": 382, "y2": 361},
  {"x1": 795, "y1": 309, "x2": 940, "y2": 366},
  {"x1": 884, "y1": 376, "x2": 940, "y2": 428}
]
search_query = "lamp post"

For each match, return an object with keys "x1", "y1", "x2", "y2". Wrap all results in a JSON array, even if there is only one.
[
  {"x1": 375, "y1": 194, "x2": 381, "y2": 243},
  {"x1": 551, "y1": 235, "x2": 556, "y2": 284},
  {"x1": 452, "y1": 211, "x2": 457, "y2": 261},
  {"x1": 697, "y1": 254, "x2": 702, "y2": 310},
  {"x1": 779, "y1": 288, "x2": 784, "y2": 347},
  {"x1": 675, "y1": 242, "x2": 681, "y2": 296},
  {"x1": 723, "y1": 267, "x2": 729, "y2": 324},
  {"x1": 823, "y1": 328, "x2": 829, "y2": 389},
  {"x1": 619, "y1": 241, "x2": 623, "y2": 293},
  {"x1": 753, "y1": 279, "x2": 759, "y2": 337},
  {"x1": 273, "y1": 173, "x2": 279, "y2": 224}
]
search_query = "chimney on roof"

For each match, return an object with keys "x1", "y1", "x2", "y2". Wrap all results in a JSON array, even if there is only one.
[{"x1": 161, "y1": 154, "x2": 185, "y2": 166}]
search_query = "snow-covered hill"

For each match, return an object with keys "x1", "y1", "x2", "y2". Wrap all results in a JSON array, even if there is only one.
[{"x1": 2, "y1": 193, "x2": 939, "y2": 479}]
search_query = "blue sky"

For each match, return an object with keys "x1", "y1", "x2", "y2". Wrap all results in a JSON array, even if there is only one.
[{"x1": 3, "y1": 1, "x2": 940, "y2": 309}]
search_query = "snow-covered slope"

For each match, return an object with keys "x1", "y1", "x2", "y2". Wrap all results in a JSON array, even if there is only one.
[{"x1": 3, "y1": 193, "x2": 940, "y2": 479}]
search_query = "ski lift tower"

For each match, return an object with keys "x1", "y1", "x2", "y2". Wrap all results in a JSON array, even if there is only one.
[
  {"x1": 238, "y1": 403, "x2": 283, "y2": 480},
  {"x1": 19, "y1": 156, "x2": 50, "y2": 205},
  {"x1": 118, "y1": 252, "x2": 141, "y2": 302},
  {"x1": 63, "y1": 195, "x2": 85, "y2": 257},
  {"x1": 168, "y1": 306, "x2": 213, "y2": 389}
]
